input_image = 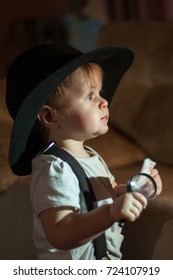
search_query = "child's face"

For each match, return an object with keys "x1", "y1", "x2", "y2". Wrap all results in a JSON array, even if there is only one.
[{"x1": 55, "y1": 67, "x2": 109, "y2": 142}]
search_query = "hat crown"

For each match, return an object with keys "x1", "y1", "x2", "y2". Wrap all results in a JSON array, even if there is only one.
[{"x1": 6, "y1": 43, "x2": 82, "y2": 120}]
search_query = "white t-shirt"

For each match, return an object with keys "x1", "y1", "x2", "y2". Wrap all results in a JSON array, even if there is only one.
[{"x1": 30, "y1": 147, "x2": 124, "y2": 260}]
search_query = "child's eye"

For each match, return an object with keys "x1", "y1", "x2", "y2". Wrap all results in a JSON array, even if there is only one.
[{"x1": 87, "y1": 92, "x2": 94, "y2": 101}]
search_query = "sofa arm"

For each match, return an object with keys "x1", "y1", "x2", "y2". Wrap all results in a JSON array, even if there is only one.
[{"x1": 121, "y1": 197, "x2": 173, "y2": 260}]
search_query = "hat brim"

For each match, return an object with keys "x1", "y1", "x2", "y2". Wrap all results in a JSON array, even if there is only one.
[{"x1": 9, "y1": 46, "x2": 134, "y2": 175}]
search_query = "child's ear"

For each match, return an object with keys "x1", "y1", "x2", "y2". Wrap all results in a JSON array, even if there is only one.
[{"x1": 37, "y1": 105, "x2": 60, "y2": 129}]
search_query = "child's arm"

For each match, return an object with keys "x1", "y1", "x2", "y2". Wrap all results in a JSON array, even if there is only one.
[{"x1": 39, "y1": 191, "x2": 147, "y2": 250}]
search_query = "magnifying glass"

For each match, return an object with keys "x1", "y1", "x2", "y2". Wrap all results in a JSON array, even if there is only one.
[{"x1": 119, "y1": 172, "x2": 157, "y2": 227}]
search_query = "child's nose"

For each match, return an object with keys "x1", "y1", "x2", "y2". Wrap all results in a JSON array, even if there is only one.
[{"x1": 99, "y1": 97, "x2": 108, "y2": 109}]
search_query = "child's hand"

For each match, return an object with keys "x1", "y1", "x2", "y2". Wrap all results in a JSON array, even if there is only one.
[
  {"x1": 150, "y1": 168, "x2": 162, "y2": 195},
  {"x1": 109, "y1": 192, "x2": 147, "y2": 223}
]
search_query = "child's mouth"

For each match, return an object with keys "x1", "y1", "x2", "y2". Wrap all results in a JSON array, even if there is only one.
[{"x1": 101, "y1": 115, "x2": 109, "y2": 121}]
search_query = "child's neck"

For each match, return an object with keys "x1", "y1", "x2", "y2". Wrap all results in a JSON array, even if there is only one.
[{"x1": 50, "y1": 138, "x2": 90, "y2": 158}]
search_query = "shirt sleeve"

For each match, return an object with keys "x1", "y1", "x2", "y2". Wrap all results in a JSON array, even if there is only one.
[{"x1": 31, "y1": 155, "x2": 81, "y2": 214}]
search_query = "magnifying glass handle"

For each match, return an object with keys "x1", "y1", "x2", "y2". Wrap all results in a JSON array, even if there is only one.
[{"x1": 118, "y1": 220, "x2": 126, "y2": 227}]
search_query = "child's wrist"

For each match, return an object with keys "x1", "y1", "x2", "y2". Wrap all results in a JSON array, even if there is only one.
[{"x1": 115, "y1": 184, "x2": 127, "y2": 197}]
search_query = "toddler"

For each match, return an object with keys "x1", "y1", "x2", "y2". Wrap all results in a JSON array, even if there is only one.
[{"x1": 6, "y1": 43, "x2": 162, "y2": 259}]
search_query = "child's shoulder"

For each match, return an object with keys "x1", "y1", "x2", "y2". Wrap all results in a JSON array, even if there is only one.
[{"x1": 32, "y1": 153, "x2": 76, "y2": 175}]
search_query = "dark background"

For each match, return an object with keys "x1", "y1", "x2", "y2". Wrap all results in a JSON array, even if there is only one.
[{"x1": 0, "y1": 0, "x2": 173, "y2": 76}]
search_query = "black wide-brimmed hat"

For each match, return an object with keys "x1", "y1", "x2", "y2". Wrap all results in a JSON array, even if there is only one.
[{"x1": 6, "y1": 43, "x2": 134, "y2": 175}]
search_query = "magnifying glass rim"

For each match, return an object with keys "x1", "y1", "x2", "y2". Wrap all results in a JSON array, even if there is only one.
[{"x1": 127, "y1": 172, "x2": 157, "y2": 200}]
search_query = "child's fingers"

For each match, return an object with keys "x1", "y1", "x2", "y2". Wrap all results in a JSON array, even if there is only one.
[
  {"x1": 110, "y1": 192, "x2": 147, "y2": 223},
  {"x1": 150, "y1": 168, "x2": 158, "y2": 177},
  {"x1": 150, "y1": 168, "x2": 162, "y2": 195},
  {"x1": 124, "y1": 192, "x2": 148, "y2": 222},
  {"x1": 132, "y1": 192, "x2": 148, "y2": 209},
  {"x1": 120, "y1": 193, "x2": 146, "y2": 222}
]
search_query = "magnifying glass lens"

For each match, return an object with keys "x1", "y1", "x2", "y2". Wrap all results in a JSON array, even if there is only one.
[{"x1": 128, "y1": 173, "x2": 157, "y2": 200}]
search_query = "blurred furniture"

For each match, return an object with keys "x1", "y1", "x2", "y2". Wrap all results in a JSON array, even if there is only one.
[
  {"x1": 99, "y1": 20, "x2": 173, "y2": 165},
  {"x1": 0, "y1": 0, "x2": 77, "y2": 76},
  {"x1": 98, "y1": 20, "x2": 173, "y2": 259}
]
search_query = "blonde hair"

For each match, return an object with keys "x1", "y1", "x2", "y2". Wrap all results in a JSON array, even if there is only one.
[{"x1": 46, "y1": 63, "x2": 103, "y2": 110}]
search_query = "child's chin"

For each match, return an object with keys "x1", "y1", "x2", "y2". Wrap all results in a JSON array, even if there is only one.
[
  {"x1": 94, "y1": 127, "x2": 109, "y2": 138},
  {"x1": 100, "y1": 126, "x2": 109, "y2": 135}
]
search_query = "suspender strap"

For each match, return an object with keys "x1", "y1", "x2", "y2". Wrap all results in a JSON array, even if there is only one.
[{"x1": 41, "y1": 141, "x2": 107, "y2": 259}]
